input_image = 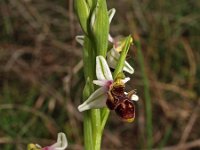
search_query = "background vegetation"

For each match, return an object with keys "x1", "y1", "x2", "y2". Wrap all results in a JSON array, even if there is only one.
[{"x1": 0, "y1": 0, "x2": 199, "y2": 149}]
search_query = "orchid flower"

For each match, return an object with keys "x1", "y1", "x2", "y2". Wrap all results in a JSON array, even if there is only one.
[
  {"x1": 107, "y1": 47, "x2": 134, "y2": 74},
  {"x1": 78, "y1": 56, "x2": 138, "y2": 121},
  {"x1": 76, "y1": 34, "x2": 134, "y2": 74},
  {"x1": 27, "y1": 132, "x2": 67, "y2": 150}
]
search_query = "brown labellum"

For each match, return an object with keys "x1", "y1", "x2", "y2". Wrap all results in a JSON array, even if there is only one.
[
  {"x1": 106, "y1": 80, "x2": 135, "y2": 122},
  {"x1": 115, "y1": 99, "x2": 135, "y2": 122}
]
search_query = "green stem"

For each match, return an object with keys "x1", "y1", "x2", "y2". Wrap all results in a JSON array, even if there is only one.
[
  {"x1": 83, "y1": 35, "x2": 102, "y2": 150},
  {"x1": 135, "y1": 40, "x2": 153, "y2": 149},
  {"x1": 92, "y1": 0, "x2": 109, "y2": 148},
  {"x1": 83, "y1": 36, "x2": 97, "y2": 150},
  {"x1": 84, "y1": 112, "x2": 94, "y2": 150},
  {"x1": 91, "y1": 109, "x2": 102, "y2": 150},
  {"x1": 77, "y1": 0, "x2": 111, "y2": 149}
]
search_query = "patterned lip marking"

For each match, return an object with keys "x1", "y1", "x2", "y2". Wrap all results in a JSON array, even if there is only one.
[{"x1": 106, "y1": 79, "x2": 135, "y2": 122}]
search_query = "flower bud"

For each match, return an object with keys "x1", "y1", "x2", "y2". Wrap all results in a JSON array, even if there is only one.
[
  {"x1": 74, "y1": 0, "x2": 90, "y2": 34},
  {"x1": 90, "y1": 0, "x2": 109, "y2": 56}
]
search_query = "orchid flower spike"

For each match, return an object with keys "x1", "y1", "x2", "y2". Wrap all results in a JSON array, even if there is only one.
[
  {"x1": 78, "y1": 56, "x2": 138, "y2": 122},
  {"x1": 27, "y1": 132, "x2": 68, "y2": 150}
]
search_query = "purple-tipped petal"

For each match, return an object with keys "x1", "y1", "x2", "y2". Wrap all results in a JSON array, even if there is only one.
[
  {"x1": 41, "y1": 133, "x2": 67, "y2": 150},
  {"x1": 93, "y1": 80, "x2": 112, "y2": 88}
]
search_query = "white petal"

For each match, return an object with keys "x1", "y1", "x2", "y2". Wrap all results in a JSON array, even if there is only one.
[
  {"x1": 108, "y1": 8, "x2": 116, "y2": 23},
  {"x1": 78, "y1": 87, "x2": 107, "y2": 112},
  {"x1": 96, "y1": 56, "x2": 113, "y2": 81},
  {"x1": 90, "y1": 10, "x2": 96, "y2": 27},
  {"x1": 50, "y1": 132, "x2": 68, "y2": 150},
  {"x1": 93, "y1": 80, "x2": 106, "y2": 87},
  {"x1": 93, "y1": 80, "x2": 113, "y2": 89},
  {"x1": 75, "y1": 35, "x2": 84, "y2": 46},
  {"x1": 111, "y1": 48, "x2": 120, "y2": 58},
  {"x1": 35, "y1": 144, "x2": 41, "y2": 148},
  {"x1": 123, "y1": 61, "x2": 134, "y2": 74},
  {"x1": 124, "y1": 92, "x2": 139, "y2": 101},
  {"x1": 121, "y1": 77, "x2": 130, "y2": 83},
  {"x1": 107, "y1": 48, "x2": 119, "y2": 68},
  {"x1": 108, "y1": 34, "x2": 114, "y2": 43},
  {"x1": 131, "y1": 94, "x2": 139, "y2": 101}
]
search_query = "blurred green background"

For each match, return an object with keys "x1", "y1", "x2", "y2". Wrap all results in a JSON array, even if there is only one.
[{"x1": 0, "y1": 0, "x2": 199, "y2": 149}]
